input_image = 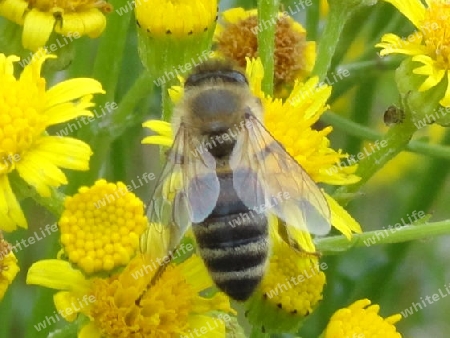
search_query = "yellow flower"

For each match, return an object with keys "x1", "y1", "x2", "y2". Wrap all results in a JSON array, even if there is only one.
[
  {"x1": 246, "y1": 219, "x2": 326, "y2": 333},
  {"x1": 324, "y1": 299, "x2": 402, "y2": 338},
  {"x1": 0, "y1": 51, "x2": 104, "y2": 232},
  {"x1": 0, "y1": 233, "x2": 19, "y2": 300},
  {"x1": 27, "y1": 254, "x2": 234, "y2": 337},
  {"x1": 59, "y1": 179, "x2": 148, "y2": 274},
  {"x1": 135, "y1": 0, "x2": 218, "y2": 82},
  {"x1": 214, "y1": 8, "x2": 316, "y2": 89},
  {"x1": 135, "y1": 0, "x2": 217, "y2": 37},
  {"x1": 143, "y1": 58, "x2": 362, "y2": 250},
  {"x1": 376, "y1": 0, "x2": 450, "y2": 106},
  {"x1": 0, "y1": 0, "x2": 110, "y2": 51}
]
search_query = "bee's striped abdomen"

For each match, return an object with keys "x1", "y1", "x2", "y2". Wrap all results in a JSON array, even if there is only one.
[{"x1": 192, "y1": 172, "x2": 269, "y2": 301}]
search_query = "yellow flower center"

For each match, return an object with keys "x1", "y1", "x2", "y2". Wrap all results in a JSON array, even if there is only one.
[
  {"x1": 90, "y1": 256, "x2": 197, "y2": 337},
  {"x1": 325, "y1": 299, "x2": 402, "y2": 338},
  {"x1": 260, "y1": 237, "x2": 325, "y2": 315},
  {"x1": 0, "y1": 59, "x2": 47, "y2": 174},
  {"x1": 26, "y1": 0, "x2": 112, "y2": 13},
  {"x1": 59, "y1": 179, "x2": 147, "y2": 274},
  {"x1": 216, "y1": 13, "x2": 310, "y2": 85},
  {"x1": 421, "y1": 2, "x2": 450, "y2": 68}
]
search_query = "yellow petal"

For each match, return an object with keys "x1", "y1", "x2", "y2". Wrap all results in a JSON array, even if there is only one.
[
  {"x1": 53, "y1": 291, "x2": 80, "y2": 321},
  {"x1": 55, "y1": 10, "x2": 106, "y2": 37},
  {"x1": 376, "y1": 33, "x2": 425, "y2": 56},
  {"x1": 187, "y1": 315, "x2": 226, "y2": 337},
  {"x1": 32, "y1": 136, "x2": 92, "y2": 170},
  {"x1": 141, "y1": 135, "x2": 173, "y2": 146},
  {"x1": 324, "y1": 193, "x2": 362, "y2": 239},
  {"x1": 79, "y1": 322, "x2": 102, "y2": 338},
  {"x1": 0, "y1": 175, "x2": 27, "y2": 231},
  {"x1": 45, "y1": 102, "x2": 94, "y2": 126},
  {"x1": 22, "y1": 10, "x2": 55, "y2": 51},
  {"x1": 382, "y1": 0, "x2": 426, "y2": 28},
  {"x1": 16, "y1": 150, "x2": 68, "y2": 197},
  {"x1": 142, "y1": 120, "x2": 173, "y2": 137},
  {"x1": 45, "y1": 78, "x2": 104, "y2": 108},
  {"x1": 27, "y1": 259, "x2": 90, "y2": 292},
  {"x1": 0, "y1": 0, "x2": 28, "y2": 24}
]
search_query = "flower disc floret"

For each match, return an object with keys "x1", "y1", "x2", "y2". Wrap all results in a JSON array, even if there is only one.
[
  {"x1": 59, "y1": 179, "x2": 147, "y2": 274},
  {"x1": 325, "y1": 299, "x2": 402, "y2": 338}
]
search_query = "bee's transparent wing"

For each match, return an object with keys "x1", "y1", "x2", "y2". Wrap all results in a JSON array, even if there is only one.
[
  {"x1": 230, "y1": 113, "x2": 331, "y2": 244},
  {"x1": 140, "y1": 124, "x2": 220, "y2": 258}
]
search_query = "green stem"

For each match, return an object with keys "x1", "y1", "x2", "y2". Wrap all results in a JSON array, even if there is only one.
[
  {"x1": 305, "y1": 0, "x2": 320, "y2": 41},
  {"x1": 316, "y1": 219, "x2": 450, "y2": 255},
  {"x1": 312, "y1": 3, "x2": 350, "y2": 80},
  {"x1": 322, "y1": 111, "x2": 450, "y2": 159},
  {"x1": 334, "y1": 116, "x2": 417, "y2": 203},
  {"x1": 109, "y1": 71, "x2": 154, "y2": 139},
  {"x1": 257, "y1": 0, "x2": 279, "y2": 95}
]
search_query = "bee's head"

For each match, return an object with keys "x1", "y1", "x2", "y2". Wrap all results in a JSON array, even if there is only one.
[{"x1": 180, "y1": 60, "x2": 258, "y2": 135}]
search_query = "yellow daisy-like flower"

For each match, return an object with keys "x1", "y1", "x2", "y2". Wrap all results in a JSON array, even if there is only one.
[
  {"x1": 143, "y1": 58, "x2": 362, "y2": 249},
  {"x1": 214, "y1": 8, "x2": 316, "y2": 88},
  {"x1": 0, "y1": 233, "x2": 20, "y2": 300},
  {"x1": 135, "y1": 0, "x2": 217, "y2": 37},
  {"x1": 0, "y1": 51, "x2": 104, "y2": 232},
  {"x1": 246, "y1": 219, "x2": 326, "y2": 333},
  {"x1": 59, "y1": 179, "x2": 148, "y2": 274},
  {"x1": 27, "y1": 254, "x2": 234, "y2": 337},
  {"x1": 324, "y1": 299, "x2": 402, "y2": 338},
  {"x1": 376, "y1": 0, "x2": 450, "y2": 106},
  {"x1": 0, "y1": 0, "x2": 110, "y2": 51}
]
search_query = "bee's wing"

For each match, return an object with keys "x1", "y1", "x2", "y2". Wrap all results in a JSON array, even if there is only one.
[
  {"x1": 230, "y1": 113, "x2": 331, "y2": 241},
  {"x1": 141, "y1": 124, "x2": 220, "y2": 257}
]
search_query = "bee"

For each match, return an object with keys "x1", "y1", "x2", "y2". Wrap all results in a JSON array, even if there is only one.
[{"x1": 142, "y1": 60, "x2": 331, "y2": 301}]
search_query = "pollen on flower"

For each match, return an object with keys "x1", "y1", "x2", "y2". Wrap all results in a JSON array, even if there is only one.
[
  {"x1": 259, "y1": 237, "x2": 325, "y2": 315},
  {"x1": 215, "y1": 9, "x2": 314, "y2": 85},
  {"x1": 421, "y1": 2, "x2": 450, "y2": 68},
  {"x1": 59, "y1": 179, "x2": 147, "y2": 274},
  {"x1": 88, "y1": 255, "x2": 226, "y2": 336}
]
